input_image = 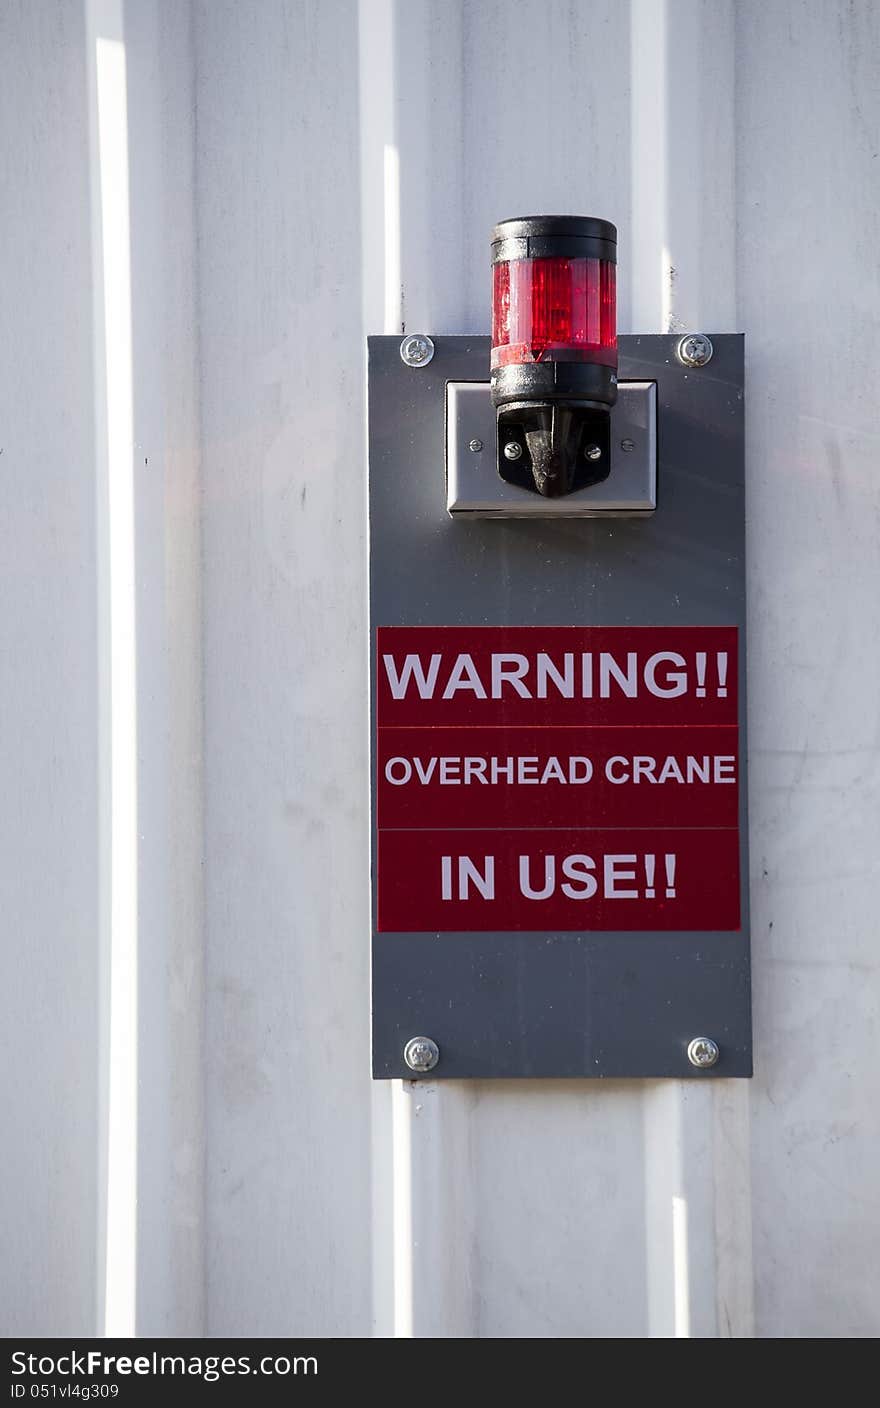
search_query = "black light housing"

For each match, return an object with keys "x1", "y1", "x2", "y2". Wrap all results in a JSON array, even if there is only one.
[{"x1": 491, "y1": 215, "x2": 618, "y2": 497}]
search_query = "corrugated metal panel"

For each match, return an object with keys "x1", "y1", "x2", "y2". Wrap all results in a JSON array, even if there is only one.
[{"x1": 0, "y1": 0, "x2": 877, "y2": 1339}]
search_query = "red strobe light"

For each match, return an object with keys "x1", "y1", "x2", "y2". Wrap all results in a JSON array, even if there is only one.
[
  {"x1": 490, "y1": 217, "x2": 618, "y2": 498},
  {"x1": 491, "y1": 256, "x2": 616, "y2": 369}
]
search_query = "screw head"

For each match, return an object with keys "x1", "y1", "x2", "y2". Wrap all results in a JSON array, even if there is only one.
[
  {"x1": 404, "y1": 1036, "x2": 440, "y2": 1073},
  {"x1": 584, "y1": 443, "x2": 602, "y2": 462},
  {"x1": 399, "y1": 334, "x2": 434, "y2": 368},
  {"x1": 503, "y1": 441, "x2": 523, "y2": 462},
  {"x1": 687, "y1": 1036, "x2": 720, "y2": 1069},
  {"x1": 677, "y1": 333, "x2": 714, "y2": 369},
  {"x1": 468, "y1": 438, "x2": 483, "y2": 453},
  {"x1": 620, "y1": 438, "x2": 635, "y2": 453}
]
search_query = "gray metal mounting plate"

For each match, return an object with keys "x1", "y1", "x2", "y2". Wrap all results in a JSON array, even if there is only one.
[{"x1": 447, "y1": 380, "x2": 656, "y2": 517}]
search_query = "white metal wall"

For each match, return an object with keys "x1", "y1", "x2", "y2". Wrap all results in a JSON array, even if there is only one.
[{"x1": 1, "y1": 0, "x2": 878, "y2": 1339}]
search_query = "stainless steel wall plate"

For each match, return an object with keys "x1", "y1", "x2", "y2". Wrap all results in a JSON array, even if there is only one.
[{"x1": 446, "y1": 380, "x2": 656, "y2": 518}]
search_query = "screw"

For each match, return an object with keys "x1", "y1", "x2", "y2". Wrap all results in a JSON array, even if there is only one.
[
  {"x1": 399, "y1": 334, "x2": 435, "y2": 368},
  {"x1": 468, "y1": 438, "x2": 483, "y2": 453},
  {"x1": 620, "y1": 438, "x2": 635, "y2": 453},
  {"x1": 584, "y1": 444, "x2": 602, "y2": 461},
  {"x1": 687, "y1": 1036, "x2": 720, "y2": 1069},
  {"x1": 677, "y1": 333, "x2": 714, "y2": 369},
  {"x1": 404, "y1": 1036, "x2": 440, "y2": 1073},
  {"x1": 503, "y1": 441, "x2": 523, "y2": 461}
]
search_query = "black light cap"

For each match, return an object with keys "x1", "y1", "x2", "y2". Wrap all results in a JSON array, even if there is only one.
[{"x1": 491, "y1": 214, "x2": 617, "y2": 267}]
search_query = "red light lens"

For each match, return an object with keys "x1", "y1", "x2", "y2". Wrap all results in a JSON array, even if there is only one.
[{"x1": 491, "y1": 256, "x2": 616, "y2": 370}]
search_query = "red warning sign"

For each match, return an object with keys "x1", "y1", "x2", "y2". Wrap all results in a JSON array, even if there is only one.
[{"x1": 376, "y1": 626, "x2": 741, "y2": 933}]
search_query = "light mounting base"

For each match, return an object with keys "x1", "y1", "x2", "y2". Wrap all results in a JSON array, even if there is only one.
[{"x1": 447, "y1": 379, "x2": 656, "y2": 518}]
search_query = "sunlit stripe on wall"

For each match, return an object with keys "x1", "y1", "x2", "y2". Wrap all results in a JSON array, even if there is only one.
[{"x1": 87, "y1": 0, "x2": 138, "y2": 1338}]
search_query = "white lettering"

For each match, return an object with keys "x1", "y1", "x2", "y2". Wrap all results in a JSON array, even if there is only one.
[
  {"x1": 604, "y1": 754, "x2": 736, "y2": 784},
  {"x1": 386, "y1": 646, "x2": 735, "y2": 707},
  {"x1": 536, "y1": 652, "x2": 575, "y2": 698},
  {"x1": 541, "y1": 757, "x2": 566, "y2": 785},
  {"x1": 518, "y1": 756, "x2": 539, "y2": 783},
  {"x1": 519, "y1": 855, "x2": 555, "y2": 899},
  {"x1": 599, "y1": 651, "x2": 638, "y2": 697},
  {"x1": 491, "y1": 653, "x2": 531, "y2": 698},
  {"x1": 383, "y1": 652, "x2": 442, "y2": 699},
  {"x1": 387, "y1": 752, "x2": 734, "y2": 789},
  {"x1": 444, "y1": 856, "x2": 495, "y2": 900},
  {"x1": 581, "y1": 653, "x2": 594, "y2": 697},
  {"x1": 385, "y1": 757, "x2": 412, "y2": 785},
  {"x1": 561, "y1": 855, "x2": 597, "y2": 899},
  {"x1": 644, "y1": 651, "x2": 687, "y2": 697},
  {"x1": 658, "y1": 756, "x2": 685, "y2": 784},
  {"x1": 604, "y1": 854, "x2": 639, "y2": 898},
  {"x1": 633, "y1": 755, "x2": 656, "y2": 783},
  {"x1": 459, "y1": 856, "x2": 494, "y2": 899},
  {"x1": 441, "y1": 652, "x2": 487, "y2": 699}
]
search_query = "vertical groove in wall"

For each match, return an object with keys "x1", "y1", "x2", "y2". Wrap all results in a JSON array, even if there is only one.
[
  {"x1": 86, "y1": 0, "x2": 139, "y2": 1339},
  {"x1": 631, "y1": 0, "x2": 752, "y2": 1339},
  {"x1": 0, "y1": 0, "x2": 102, "y2": 1335},
  {"x1": 196, "y1": 0, "x2": 372, "y2": 1335},
  {"x1": 736, "y1": 0, "x2": 880, "y2": 1339},
  {"x1": 358, "y1": 0, "x2": 399, "y2": 1337},
  {"x1": 153, "y1": 0, "x2": 207, "y2": 1336},
  {"x1": 87, "y1": 0, "x2": 208, "y2": 1336},
  {"x1": 359, "y1": 0, "x2": 476, "y2": 1339}
]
